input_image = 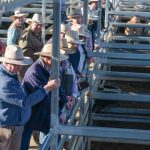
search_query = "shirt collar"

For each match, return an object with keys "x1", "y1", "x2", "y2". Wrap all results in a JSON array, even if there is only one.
[{"x1": 0, "y1": 64, "x2": 19, "y2": 80}]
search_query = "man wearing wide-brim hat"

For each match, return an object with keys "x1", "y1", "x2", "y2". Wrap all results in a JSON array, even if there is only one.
[
  {"x1": 0, "y1": 45, "x2": 60, "y2": 150},
  {"x1": 21, "y1": 43, "x2": 68, "y2": 149},
  {"x1": 18, "y1": 13, "x2": 44, "y2": 78},
  {"x1": 60, "y1": 38, "x2": 79, "y2": 117},
  {"x1": 65, "y1": 30, "x2": 86, "y2": 75},
  {"x1": 60, "y1": 38, "x2": 79, "y2": 119},
  {"x1": 7, "y1": 9, "x2": 28, "y2": 45},
  {"x1": 68, "y1": 8, "x2": 83, "y2": 31}
]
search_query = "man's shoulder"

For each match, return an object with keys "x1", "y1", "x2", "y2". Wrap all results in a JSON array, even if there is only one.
[
  {"x1": 20, "y1": 27, "x2": 32, "y2": 38},
  {"x1": 26, "y1": 60, "x2": 44, "y2": 76}
]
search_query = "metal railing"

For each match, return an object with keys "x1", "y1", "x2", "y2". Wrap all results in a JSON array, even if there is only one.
[{"x1": 1, "y1": 0, "x2": 150, "y2": 149}]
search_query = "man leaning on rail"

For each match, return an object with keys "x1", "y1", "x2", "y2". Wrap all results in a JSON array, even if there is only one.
[
  {"x1": 0, "y1": 45, "x2": 60, "y2": 150},
  {"x1": 20, "y1": 43, "x2": 69, "y2": 150}
]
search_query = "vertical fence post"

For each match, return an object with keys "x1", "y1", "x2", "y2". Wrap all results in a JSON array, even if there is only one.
[
  {"x1": 83, "y1": 0, "x2": 88, "y2": 27},
  {"x1": 97, "y1": 0, "x2": 102, "y2": 37},
  {"x1": 105, "y1": 0, "x2": 109, "y2": 28},
  {"x1": 42, "y1": 0, "x2": 46, "y2": 43},
  {"x1": 50, "y1": 0, "x2": 61, "y2": 149}
]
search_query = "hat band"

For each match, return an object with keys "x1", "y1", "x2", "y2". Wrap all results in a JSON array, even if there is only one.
[{"x1": 5, "y1": 56, "x2": 23, "y2": 61}]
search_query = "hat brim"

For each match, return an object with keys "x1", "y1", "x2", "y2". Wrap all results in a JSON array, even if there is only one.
[
  {"x1": 68, "y1": 15, "x2": 82, "y2": 19},
  {"x1": 34, "y1": 52, "x2": 52, "y2": 57},
  {"x1": 61, "y1": 47, "x2": 76, "y2": 54},
  {"x1": 10, "y1": 13, "x2": 28, "y2": 20},
  {"x1": 34, "y1": 52, "x2": 68, "y2": 61},
  {"x1": 0, "y1": 56, "x2": 33, "y2": 66},
  {"x1": 26, "y1": 19, "x2": 43, "y2": 25}
]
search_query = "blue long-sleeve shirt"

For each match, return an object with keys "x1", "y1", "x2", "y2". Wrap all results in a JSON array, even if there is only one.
[{"x1": 0, "y1": 64, "x2": 47, "y2": 126}]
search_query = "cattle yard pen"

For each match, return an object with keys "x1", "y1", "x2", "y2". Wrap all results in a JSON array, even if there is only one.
[{"x1": 0, "y1": 0, "x2": 150, "y2": 149}]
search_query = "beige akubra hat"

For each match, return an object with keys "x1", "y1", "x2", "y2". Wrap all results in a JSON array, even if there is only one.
[
  {"x1": 0, "y1": 45, "x2": 33, "y2": 65},
  {"x1": 26, "y1": 13, "x2": 43, "y2": 25},
  {"x1": 65, "y1": 30, "x2": 83, "y2": 45},
  {"x1": 60, "y1": 38, "x2": 76, "y2": 54},
  {"x1": 34, "y1": 44, "x2": 68, "y2": 61},
  {"x1": 10, "y1": 9, "x2": 28, "y2": 20}
]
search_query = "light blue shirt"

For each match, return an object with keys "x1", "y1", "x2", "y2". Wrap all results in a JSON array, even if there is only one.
[{"x1": 7, "y1": 28, "x2": 20, "y2": 45}]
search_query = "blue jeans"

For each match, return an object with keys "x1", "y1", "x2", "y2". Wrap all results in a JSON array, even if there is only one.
[{"x1": 21, "y1": 127, "x2": 33, "y2": 150}]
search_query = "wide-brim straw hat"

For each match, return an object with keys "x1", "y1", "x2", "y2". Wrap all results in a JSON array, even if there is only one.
[
  {"x1": 68, "y1": 9, "x2": 82, "y2": 19},
  {"x1": 10, "y1": 9, "x2": 28, "y2": 20},
  {"x1": 34, "y1": 44, "x2": 68, "y2": 61},
  {"x1": 26, "y1": 13, "x2": 43, "y2": 25},
  {"x1": 89, "y1": 0, "x2": 98, "y2": 5},
  {"x1": 0, "y1": 45, "x2": 33, "y2": 65},
  {"x1": 65, "y1": 30, "x2": 82, "y2": 45},
  {"x1": 60, "y1": 38, "x2": 76, "y2": 54}
]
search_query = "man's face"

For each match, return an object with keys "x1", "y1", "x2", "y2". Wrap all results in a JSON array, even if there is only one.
[
  {"x1": 72, "y1": 16, "x2": 83, "y2": 24},
  {"x1": 4, "y1": 63, "x2": 22, "y2": 74},
  {"x1": 15, "y1": 16, "x2": 24, "y2": 26},
  {"x1": 43, "y1": 57, "x2": 52, "y2": 67},
  {"x1": 30, "y1": 22, "x2": 42, "y2": 33},
  {"x1": 91, "y1": 2, "x2": 98, "y2": 9}
]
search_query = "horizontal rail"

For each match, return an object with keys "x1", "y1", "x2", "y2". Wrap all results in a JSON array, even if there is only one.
[
  {"x1": 96, "y1": 59, "x2": 150, "y2": 67},
  {"x1": 91, "y1": 113, "x2": 150, "y2": 123},
  {"x1": 21, "y1": 7, "x2": 53, "y2": 14},
  {"x1": 58, "y1": 125, "x2": 150, "y2": 145},
  {"x1": 111, "y1": 22, "x2": 150, "y2": 28},
  {"x1": 88, "y1": 70, "x2": 150, "y2": 82},
  {"x1": 1, "y1": 0, "x2": 38, "y2": 11},
  {"x1": 88, "y1": 52, "x2": 150, "y2": 60},
  {"x1": 102, "y1": 107, "x2": 150, "y2": 115},
  {"x1": 108, "y1": 11, "x2": 150, "y2": 17},
  {"x1": 100, "y1": 42, "x2": 150, "y2": 49},
  {"x1": 0, "y1": 29, "x2": 7, "y2": 34},
  {"x1": 91, "y1": 92, "x2": 150, "y2": 103},
  {"x1": 112, "y1": 35, "x2": 150, "y2": 42}
]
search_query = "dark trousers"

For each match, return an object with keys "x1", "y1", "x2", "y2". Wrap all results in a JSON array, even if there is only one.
[{"x1": 21, "y1": 127, "x2": 33, "y2": 150}]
